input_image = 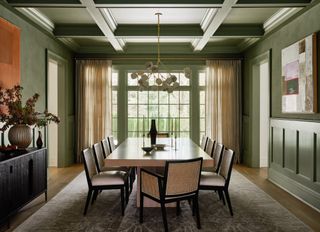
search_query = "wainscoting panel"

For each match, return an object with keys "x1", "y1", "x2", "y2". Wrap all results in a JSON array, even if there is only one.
[
  {"x1": 284, "y1": 129, "x2": 297, "y2": 172},
  {"x1": 269, "y1": 118, "x2": 320, "y2": 211},
  {"x1": 272, "y1": 127, "x2": 283, "y2": 167},
  {"x1": 298, "y1": 131, "x2": 314, "y2": 181}
]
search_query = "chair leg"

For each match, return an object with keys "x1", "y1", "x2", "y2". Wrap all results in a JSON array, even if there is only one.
[
  {"x1": 160, "y1": 202, "x2": 169, "y2": 232},
  {"x1": 218, "y1": 190, "x2": 225, "y2": 205},
  {"x1": 125, "y1": 180, "x2": 129, "y2": 204},
  {"x1": 121, "y1": 187, "x2": 125, "y2": 216},
  {"x1": 84, "y1": 189, "x2": 93, "y2": 215},
  {"x1": 91, "y1": 190, "x2": 98, "y2": 205},
  {"x1": 194, "y1": 196, "x2": 201, "y2": 229},
  {"x1": 176, "y1": 200, "x2": 180, "y2": 216},
  {"x1": 224, "y1": 189, "x2": 233, "y2": 216},
  {"x1": 139, "y1": 193, "x2": 144, "y2": 223}
]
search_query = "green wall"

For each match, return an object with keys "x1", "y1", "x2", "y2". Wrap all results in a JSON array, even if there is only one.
[
  {"x1": 0, "y1": 2, "x2": 75, "y2": 167},
  {"x1": 243, "y1": 1, "x2": 320, "y2": 210}
]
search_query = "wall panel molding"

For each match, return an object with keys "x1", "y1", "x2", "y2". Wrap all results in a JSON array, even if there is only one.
[{"x1": 269, "y1": 118, "x2": 320, "y2": 211}]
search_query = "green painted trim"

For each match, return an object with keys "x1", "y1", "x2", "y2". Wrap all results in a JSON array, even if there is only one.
[
  {"x1": 54, "y1": 24, "x2": 263, "y2": 38},
  {"x1": 115, "y1": 24, "x2": 202, "y2": 37},
  {"x1": 269, "y1": 167, "x2": 320, "y2": 211},
  {"x1": 215, "y1": 24, "x2": 264, "y2": 37},
  {"x1": 54, "y1": 24, "x2": 103, "y2": 37},
  {"x1": 95, "y1": 0, "x2": 224, "y2": 4},
  {"x1": 237, "y1": 0, "x2": 311, "y2": 6}
]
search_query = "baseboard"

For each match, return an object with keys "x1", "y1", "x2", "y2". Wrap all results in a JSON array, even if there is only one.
[{"x1": 269, "y1": 168, "x2": 320, "y2": 212}]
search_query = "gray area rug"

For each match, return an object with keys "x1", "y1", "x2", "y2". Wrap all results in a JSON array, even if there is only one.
[{"x1": 14, "y1": 170, "x2": 310, "y2": 232}]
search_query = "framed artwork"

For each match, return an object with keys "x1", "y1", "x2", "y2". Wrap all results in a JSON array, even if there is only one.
[
  {"x1": 0, "y1": 17, "x2": 20, "y2": 88},
  {"x1": 281, "y1": 33, "x2": 317, "y2": 113}
]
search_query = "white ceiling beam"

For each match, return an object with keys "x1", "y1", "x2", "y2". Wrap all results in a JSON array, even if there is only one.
[
  {"x1": 79, "y1": 0, "x2": 124, "y2": 51},
  {"x1": 193, "y1": 0, "x2": 238, "y2": 51}
]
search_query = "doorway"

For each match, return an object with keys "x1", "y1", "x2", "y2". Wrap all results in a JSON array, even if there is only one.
[
  {"x1": 259, "y1": 62, "x2": 269, "y2": 167},
  {"x1": 47, "y1": 59, "x2": 59, "y2": 167},
  {"x1": 251, "y1": 50, "x2": 270, "y2": 168}
]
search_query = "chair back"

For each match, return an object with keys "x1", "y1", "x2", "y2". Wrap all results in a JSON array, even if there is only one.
[
  {"x1": 219, "y1": 148, "x2": 235, "y2": 186},
  {"x1": 108, "y1": 136, "x2": 116, "y2": 152},
  {"x1": 200, "y1": 135, "x2": 208, "y2": 151},
  {"x1": 212, "y1": 143, "x2": 224, "y2": 172},
  {"x1": 205, "y1": 138, "x2": 215, "y2": 157},
  {"x1": 92, "y1": 142, "x2": 105, "y2": 172},
  {"x1": 82, "y1": 148, "x2": 98, "y2": 186},
  {"x1": 101, "y1": 138, "x2": 111, "y2": 158},
  {"x1": 164, "y1": 158, "x2": 203, "y2": 197}
]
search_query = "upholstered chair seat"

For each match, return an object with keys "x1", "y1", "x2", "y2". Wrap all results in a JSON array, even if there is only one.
[
  {"x1": 199, "y1": 171, "x2": 224, "y2": 186},
  {"x1": 91, "y1": 171, "x2": 127, "y2": 186}
]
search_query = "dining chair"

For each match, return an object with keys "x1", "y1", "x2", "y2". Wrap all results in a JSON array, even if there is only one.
[
  {"x1": 82, "y1": 148, "x2": 128, "y2": 216},
  {"x1": 93, "y1": 142, "x2": 132, "y2": 197},
  {"x1": 200, "y1": 135, "x2": 208, "y2": 151},
  {"x1": 203, "y1": 142, "x2": 224, "y2": 172},
  {"x1": 102, "y1": 138, "x2": 135, "y2": 193},
  {"x1": 205, "y1": 138, "x2": 215, "y2": 157},
  {"x1": 140, "y1": 158, "x2": 203, "y2": 232},
  {"x1": 107, "y1": 136, "x2": 116, "y2": 152},
  {"x1": 200, "y1": 148, "x2": 235, "y2": 216}
]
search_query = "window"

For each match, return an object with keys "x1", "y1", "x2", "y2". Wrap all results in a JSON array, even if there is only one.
[
  {"x1": 199, "y1": 72, "x2": 206, "y2": 141},
  {"x1": 112, "y1": 71, "x2": 118, "y2": 142},
  {"x1": 127, "y1": 72, "x2": 191, "y2": 138}
]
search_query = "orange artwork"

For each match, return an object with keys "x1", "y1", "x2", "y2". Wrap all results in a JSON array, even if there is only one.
[{"x1": 0, "y1": 17, "x2": 20, "y2": 88}]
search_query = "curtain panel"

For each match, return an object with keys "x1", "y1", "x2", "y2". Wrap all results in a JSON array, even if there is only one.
[
  {"x1": 205, "y1": 60, "x2": 241, "y2": 163},
  {"x1": 76, "y1": 60, "x2": 112, "y2": 162}
]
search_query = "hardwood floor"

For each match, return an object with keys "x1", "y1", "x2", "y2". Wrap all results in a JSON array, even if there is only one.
[
  {"x1": 1, "y1": 164, "x2": 319, "y2": 231},
  {"x1": 235, "y1": 165, "x2": 320, "y2": 231}
]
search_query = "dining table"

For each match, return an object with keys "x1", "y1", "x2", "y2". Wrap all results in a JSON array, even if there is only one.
[{"x1": 105, "y1": 137, "x2": 214, "y2": 207}]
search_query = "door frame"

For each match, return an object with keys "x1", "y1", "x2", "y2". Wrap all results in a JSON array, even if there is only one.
[{"x1": 249, "y1": 50, "x2": 271, "y2": 167}]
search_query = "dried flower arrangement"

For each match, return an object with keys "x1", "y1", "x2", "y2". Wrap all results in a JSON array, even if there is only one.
[{"x1": 0, "y1": 85, "x2": 60, "y2": 131}]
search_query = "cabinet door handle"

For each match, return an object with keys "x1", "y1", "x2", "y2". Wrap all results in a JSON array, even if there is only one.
[{"x1": 10, "y1": 165, "x2": 13, "y2": 173}]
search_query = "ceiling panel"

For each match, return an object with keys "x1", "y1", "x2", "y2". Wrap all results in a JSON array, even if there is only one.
[
  {"x1": 37, "y1": 8, "x2": 95, "y2": 24},
  {"x1": 123, "y1": 38, "x2": 193, "y2": 43},
  {"x1": 208, "y1": 37, "x2": 244, "y2": 46},
  {"x1": 72, "y1": 37, "x2": 109, "y2": 46},
  {"x1": 108, "y1": 8, "x2": 208, "y2": 24},
  {"x1": 224, "y1": 8, "x2": 280, "y2": 24}
]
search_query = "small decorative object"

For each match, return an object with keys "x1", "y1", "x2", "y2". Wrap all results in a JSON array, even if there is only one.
[
  {"x1": 0, "y1": 85, "x2": 60, "y2": 148},
  {"x1": 8, "y1": 124, "x2": 32, "y2": 149},
  {"x1": 36, "y1": 131, "x2": 43, "y2": 149},
  {"x1": 154, "y1": 144, "x2": 166, "y2": 151},
  {"x1": 149, "y1": 119, "x2": 157, "y2": 145},
  {"x1": 142, "y1": 146, "x2": 153, "y2": 154}
]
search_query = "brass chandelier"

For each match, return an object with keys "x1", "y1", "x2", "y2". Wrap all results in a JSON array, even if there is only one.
[{"x1": 130, "y1": 13, "x2": 192, "y2": 93}]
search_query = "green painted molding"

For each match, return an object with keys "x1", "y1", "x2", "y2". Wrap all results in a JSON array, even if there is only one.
[
  {"x1": 269, "y1": 167, "x2": 320, "y2": 211},
  {"x1": 115, "y1": 24, "x2": 202, "y2": 37},
  {"x1": 54, "y1": 24, "x2": 263, "y2": 38}
]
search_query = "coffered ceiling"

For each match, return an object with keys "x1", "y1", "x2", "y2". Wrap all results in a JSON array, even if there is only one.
[{"x1": 5, "y1": 0, "x2": 312, "y2": 54}]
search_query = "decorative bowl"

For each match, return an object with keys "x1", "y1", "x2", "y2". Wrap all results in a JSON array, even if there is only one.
[
  {"x1": 154, "y1": 144, "x2": 166, "y2": 150},
  {"x1": 142, "y1": 147, "x2": 153, "y2": 153}
]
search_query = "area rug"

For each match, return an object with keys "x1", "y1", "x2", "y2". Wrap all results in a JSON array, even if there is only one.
[{"x1": 14, "y1": 170, "x2": 310, "y2": 232}]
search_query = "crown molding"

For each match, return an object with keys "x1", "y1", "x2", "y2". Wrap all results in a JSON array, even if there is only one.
[{"x1": 17, "y1": 7, "x2": 54, "y2": 32}]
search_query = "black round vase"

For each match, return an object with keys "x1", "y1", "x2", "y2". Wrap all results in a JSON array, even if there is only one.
[
  {"x1": 36, "y1": 131, "x2": 43, "y2": 149},
  {"x1": 149, "y1": 119, "x2": 157, "y2": 145}
]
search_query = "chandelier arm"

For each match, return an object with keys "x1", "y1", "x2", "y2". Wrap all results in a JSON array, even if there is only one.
[{"x1": 156, "y1": 13, "x2": 162, "y2": 65}]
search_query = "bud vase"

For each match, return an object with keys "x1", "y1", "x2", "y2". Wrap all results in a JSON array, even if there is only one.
[
  {"x1": 36, "y1": 131, "x2": 43, "y2": 149},
  {"x1": 149, "y1": 119, "x2": 157, "y2": 145}
]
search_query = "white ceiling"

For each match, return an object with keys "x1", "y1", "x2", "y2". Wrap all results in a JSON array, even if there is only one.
[{"x1": 108, "y1": 8, "x2": 208, "y2": 24}]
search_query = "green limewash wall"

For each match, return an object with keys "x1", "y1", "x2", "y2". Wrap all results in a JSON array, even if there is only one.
[
  {"x1": 243, "y1": 1, "x2": 320, "y2": 210},
  {"x1": 0, "y1": 2, "x2": 75, "y2": 167}
]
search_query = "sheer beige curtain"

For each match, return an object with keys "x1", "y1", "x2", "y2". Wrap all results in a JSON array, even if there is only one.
[
  {"x1": 76, "y1": 60, "x2": 112, "y2": 162},
  {"x1": 206, "y1": 60, "x2": 241, "y2": 163}
]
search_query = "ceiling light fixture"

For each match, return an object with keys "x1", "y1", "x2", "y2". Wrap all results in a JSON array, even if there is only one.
[{"x1": 131, "y1": 13, "x2": 192, "y2": 93}]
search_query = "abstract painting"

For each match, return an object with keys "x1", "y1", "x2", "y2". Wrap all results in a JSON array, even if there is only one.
[{"x1": 281, "y1": 33, "x2": 317, "y2": 113}]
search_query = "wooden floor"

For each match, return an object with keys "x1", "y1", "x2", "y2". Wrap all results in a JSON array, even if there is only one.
[{"x1": 1, "y1": 164, "x2": 319, "y2": 231}]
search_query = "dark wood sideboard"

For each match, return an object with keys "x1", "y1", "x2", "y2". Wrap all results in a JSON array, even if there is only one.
[{"x1": 0, "y1": 148, "x2": 47, "y2": 226}]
